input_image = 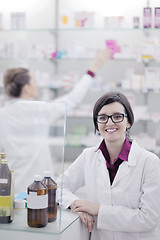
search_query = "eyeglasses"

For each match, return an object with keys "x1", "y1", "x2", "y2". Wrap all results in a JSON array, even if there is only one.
[{"x1": 96, "y1": 113, "x2": 127, "y2": 124}]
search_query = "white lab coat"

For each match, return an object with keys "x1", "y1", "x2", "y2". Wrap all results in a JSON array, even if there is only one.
[
  {"x1": 0, "y1": 74, "x2": 93, "y2": 193},
  {"x1": 57, "y1": 140, "x2": 160, "y2": 240}
]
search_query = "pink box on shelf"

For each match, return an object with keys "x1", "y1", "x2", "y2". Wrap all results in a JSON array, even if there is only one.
[{"x1": 105, "y1": 39, "x2": 121, "y2": 58}]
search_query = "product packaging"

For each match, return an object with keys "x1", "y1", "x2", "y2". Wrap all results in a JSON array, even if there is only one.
[
  {"x1": 10, "y1": 170, "x2": 15, "y2": 221},
  {"x1": 104, "y1": 16, "x2": 124, "y2": 28},
  {"x1": 0, "y1": 153, "x2": 13, "y2": 223},
  {"x1": 59, "y1": 10, "x2": 69, "y2": 27},
  {"x1": 27, "y1": 175, "x2": 48, "y2": 228},
  {"x1": 74, "y1": 11, "x2": 87, "y2": 28},
  {"x1": 0, "y1": 13, "x2": 3, "y2": 30},
  {"x1": 10, "y1": 12, "x2": 26, "y2": 30},
  {"x1": 154, "y1": 7, "x2": 160, "y2": 28},
  {"x1": 133, "y1": 17, "x2": 140, "y2": 28},
  {"x1": 14, "y1": 199, "x2": 27, "y2": 215},
  {"x1": 42, "y1": 171, "x2": 57, "y2": 222},
  {"x1": 143, "y1": 7, "x2": 152, "y2": 28},
  {"x1": 106, "y1": 39, "x2": 121, "y2": 58}
]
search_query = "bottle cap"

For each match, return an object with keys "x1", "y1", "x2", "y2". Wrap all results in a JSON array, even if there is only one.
[
  {"x1": 0, "y1": 153, "x2": 8, "y2": 164},
  {"x1": 0, "y1": 153, "x2": 6, "y2": 158},
  {"x1": 14, "y1": 199, "x2": 27, "y2": 209},
  {"x1": 34, "y1": 175, "x2": 42, "y2": 182},
  {"x1": 44, "y1": 171, "x2": 51, "y2": 177}
]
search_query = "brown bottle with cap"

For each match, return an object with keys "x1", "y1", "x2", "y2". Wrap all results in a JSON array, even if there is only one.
[
  {"x1": 27, "y1": 175, "x2": 48, "y2": 228},
  {"x1": 42, "y1": 171, "x2": 57, "y2": 222},
  {"x1": 0, "y1": 153, "x2": 12, "y2": 223}
]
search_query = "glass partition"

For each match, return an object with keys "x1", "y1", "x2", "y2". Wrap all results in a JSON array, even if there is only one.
[{"x1": 0, "y1": 100, "x2": 79, "y2": 235}]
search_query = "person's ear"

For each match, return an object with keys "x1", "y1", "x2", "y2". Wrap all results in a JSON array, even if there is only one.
[{"x1": 127, "y1": 122, "x2": 131, "y2": 129}]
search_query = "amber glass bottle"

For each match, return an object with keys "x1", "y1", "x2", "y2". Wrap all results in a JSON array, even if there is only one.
[
  {"x1": 42, "y1": 171, "x2": 57, "y2": 222},
  {"x1": 27, "y1": 175, "x2": 48, "y2": 228},
  {"x1": 0, "y1": 153, "x2": 12, "y2": 223}
]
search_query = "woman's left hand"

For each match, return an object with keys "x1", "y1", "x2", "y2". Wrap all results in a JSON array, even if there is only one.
[{"x1": 71, "y1": 200, "x2": 100, "y2": 216}]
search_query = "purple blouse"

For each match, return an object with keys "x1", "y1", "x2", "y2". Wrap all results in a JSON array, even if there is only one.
[{"x1": 98, "y1": 138, "x2": 131, "y2": 185}]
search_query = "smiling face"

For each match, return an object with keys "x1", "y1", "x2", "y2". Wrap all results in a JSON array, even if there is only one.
[{"x1": 97, "y1": 102, "x2": 130, "y2": 145}]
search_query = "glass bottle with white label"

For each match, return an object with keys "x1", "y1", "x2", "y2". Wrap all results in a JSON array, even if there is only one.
[
  {"x1": 42, "y1": 171, "x2": 57, "y2": 222},
  {"x1": 0, "y1": 153, "x2": 12, "y2": 223},
  {"x1": 27, "y1": 175, "x2": 48, "y2": 228}
]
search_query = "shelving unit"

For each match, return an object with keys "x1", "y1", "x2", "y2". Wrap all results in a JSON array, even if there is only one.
[
  {"x1": 54, "y1": 0, "x2": 160, "y2": 158},
  {"x1": 0, "y1": 0, "x2": 160, "y2": 157},
  {"x1": 0, "y1": 0, "x2": 59, "y2": 101}
]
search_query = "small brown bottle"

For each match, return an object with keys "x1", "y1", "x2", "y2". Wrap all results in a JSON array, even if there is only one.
[
  {"x1": 0, "y1": 153, "x2": 12, "y2": 223},
  {"x1": 42, "y1": 171, "x2": 57, "y2": 222},
  {"x1": 27, "y1": 175, "x2": 48, "y2": 228}
]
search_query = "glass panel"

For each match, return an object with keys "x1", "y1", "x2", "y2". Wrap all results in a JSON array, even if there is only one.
[
  {"x1": 0, "y1": 100, "x2": 78, "y2": 234},
  {"x1": 0, "y1": 208, "x2": 79, "y2": 235}
]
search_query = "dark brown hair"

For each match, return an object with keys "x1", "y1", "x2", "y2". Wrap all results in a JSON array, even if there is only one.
[
  {"x1": 3, "y1": 68, "x2": 30, "y2": 97},
  {"x1": 93, "y1": 91, "x2": 134, "y2": 135}
]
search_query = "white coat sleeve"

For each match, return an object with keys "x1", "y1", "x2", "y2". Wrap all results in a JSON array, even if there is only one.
[
  {"x1": 48, "y1": 74, "x2": 93, "y2": 121},
  {"x1": 56, "y1": 151, "x2": 86, "y2": 209},
  {"x1": 97, "y1": 155, "x2": 160, "y2": 232}
]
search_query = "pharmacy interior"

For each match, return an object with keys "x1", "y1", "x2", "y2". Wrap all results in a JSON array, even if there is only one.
[{"x1": 0, "y1": 0, "x2": 160, "y2": 239}]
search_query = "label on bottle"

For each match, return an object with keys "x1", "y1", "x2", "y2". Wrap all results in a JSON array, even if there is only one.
[
  {"x1": 0, "y1": 179, "x2": 8, "y2": 184},
  {"x1": 0, "y1": 196, "x2": 11, "y2": 216},
  {"x1": 27, "y1": 193, "x2": 48, "y2": 209}
]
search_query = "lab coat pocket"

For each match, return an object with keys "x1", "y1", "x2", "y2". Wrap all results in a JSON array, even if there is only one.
[{"x1": 126, "y1": 191, "x2": 142, "y2": 208}]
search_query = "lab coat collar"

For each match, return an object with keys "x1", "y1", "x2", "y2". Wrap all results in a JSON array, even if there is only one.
[
  {"x1": 95, "y1": 139, "x2": 141, "y2": 167},
  {"x1": 96, "y1": 139, "x2": 142, "y2": 188},
  {"x1": 4, "y1": 98, "x2": 29, "y2": 106},
  {"x1": 127, "y1": 139, "x2": 142, "y2": 166},
  {"x1": 112, "y1": 140, "x2": 142, "y2": 187}
]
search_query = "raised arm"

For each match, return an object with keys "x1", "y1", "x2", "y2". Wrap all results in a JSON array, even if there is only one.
[
  {"x1": 53, "y1": 48, "x2": 111, "y2": 118},
  {"x1": 88, "y1": 48, "x2": 111, "y2": 74}
]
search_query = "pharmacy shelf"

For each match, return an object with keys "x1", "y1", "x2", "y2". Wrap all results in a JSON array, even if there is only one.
[
  {"x1": 1, "y1": 58, "x2": 159, "y2": 64},
  {"x1": 0, "y1": 57, "x2": 137, "y2": 61},
  {"x1": 55, "y1": 57, "x2": 138, "y2": 61},
  {"x1": 0, "y1": 29, "x2": 54, "y2": 32},
  {"x1": 67, "y1": 105, "x2": 160, "y2": 122},
  {"x1": 1, "y1": 28, "x2": 160, "y2": 32},
  {"x1": 49, "y1": 135, "x2": 160, "y2": 157},
  {"x1": 57, "y1": 28, "x2": 160, "y2": 32},
  {"x1": 0, "y1": 58, "x2": 55, "y2": 60},
  {"x1": 67, "y1": 115, "x2": 160, "y2": 122}
]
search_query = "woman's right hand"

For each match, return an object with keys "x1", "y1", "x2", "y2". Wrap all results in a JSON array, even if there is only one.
[
  {"x1": 78, "y1": 211, "x2": 95, "y2": 232},
  {"x1": 71, "y1": 202, "x2": 94, "y2": 232}
]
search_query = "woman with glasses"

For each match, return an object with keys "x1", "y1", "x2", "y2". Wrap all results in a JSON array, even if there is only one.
[
  {"x1": 57, "y1": 91, "x2": 160, "y2": 240},
  {"x1": 0, "y1": 49, "x2": 110, "y2": 194}
]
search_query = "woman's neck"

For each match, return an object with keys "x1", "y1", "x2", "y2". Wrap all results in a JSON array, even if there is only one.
[
  {"x1": 19, "y1": 93, "x2": 30, "y2": 100},
  {"x1": 105, "y1": 138, "x2": 125, "y2": 164}
]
